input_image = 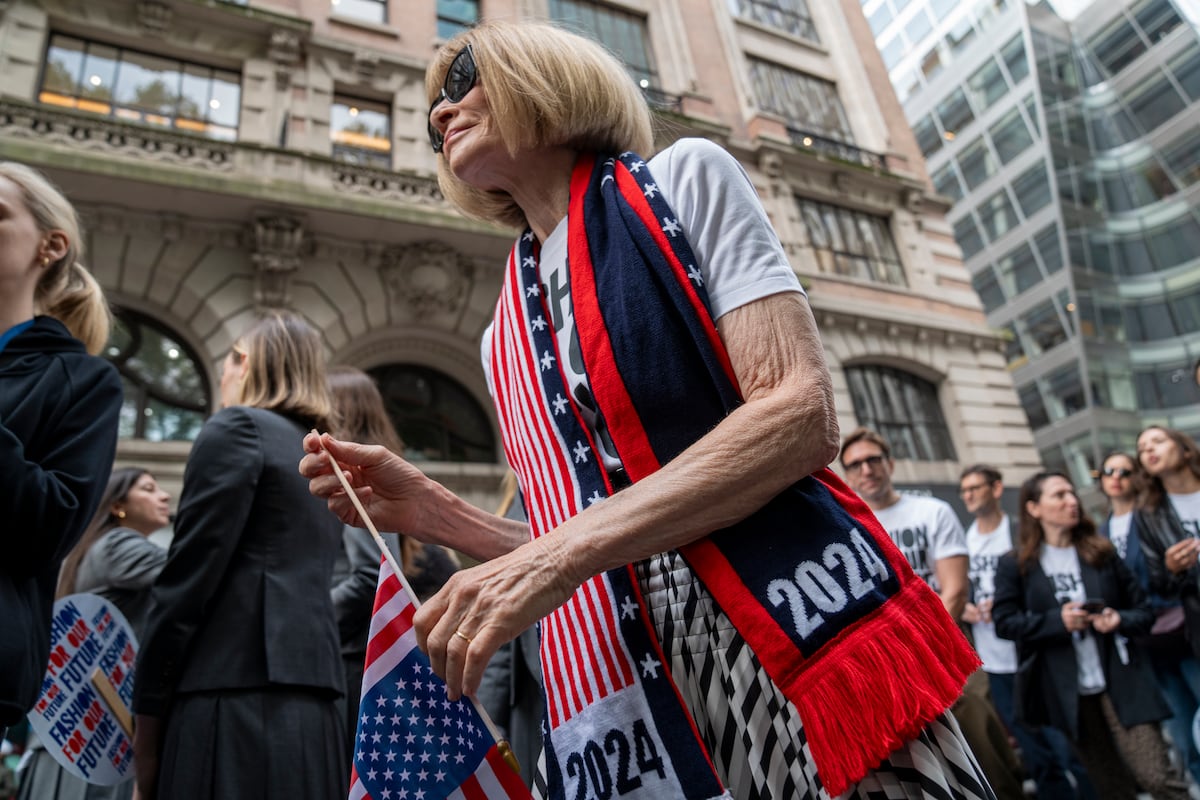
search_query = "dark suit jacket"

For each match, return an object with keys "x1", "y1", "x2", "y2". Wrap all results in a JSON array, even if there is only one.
[
  {"x1": 133, "y1": 407, "x2": 344, "y2": 716},
  {"x1": 992, "y1": 548, "x2": 1168, "y2": 739},
  {"x1": 1136, "y1": 503, "x2": 1200, "y2": 659}
]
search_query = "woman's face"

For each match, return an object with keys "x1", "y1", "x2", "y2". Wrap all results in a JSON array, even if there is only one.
[
  {"x1": 1138, "y1": 428, "x2": 1183, "y2": 478},
  {"x1": 114, "y1": 473, "x2": 171, "y2": 535},
  {"x1": 0, "y1": 176, "x2": 45, "y2": 291},
  {"x1": 1100, "y1": 455, "x2": 1136, "y2": 501},
  {"x1": 219, "y1": 345, "x2": 248, "y2": 408},
  {"x1": 1027, "y1": 475, "x2": 1080, "y2": 533},
  {"x1": 430, "y1": 83, "x2": 525, "y2": 192}
]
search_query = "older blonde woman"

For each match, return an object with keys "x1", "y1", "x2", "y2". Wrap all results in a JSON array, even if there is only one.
[{"x1": 304, "y1": 21, "x2": 986, "y2": 800}]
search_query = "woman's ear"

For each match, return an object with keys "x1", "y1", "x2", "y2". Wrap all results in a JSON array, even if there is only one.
[
  {"x1": 40, "y1": 230, "x2": 69, "y2": 265},
  {"x1": 1024, "y1": 500, "x2": 1041, "y2": 521}
]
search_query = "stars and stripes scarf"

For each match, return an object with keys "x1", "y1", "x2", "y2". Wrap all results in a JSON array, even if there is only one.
[{"x1": 488, "y1": 151, "x2": 978, "y2": 798}]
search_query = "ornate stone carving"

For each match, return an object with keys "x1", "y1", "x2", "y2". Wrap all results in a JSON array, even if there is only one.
[
  {"x1": 135, "y1": 1, "x2": 172, "y2": 35},
  {"x1": 379, "y1": 242, "x2": 474, "y2": 319},
  {"x1": 353, "y1": 50, "x2": 379, "y2": 82},
  {"x1": 251, "y1": 214, "x2": 307, "y2": 311},
  {"x1": 269, "y1": 29, "x2": 302, "y2": 91}
]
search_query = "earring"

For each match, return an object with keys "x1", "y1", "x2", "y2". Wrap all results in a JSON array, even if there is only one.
[
  {"x1": 116, "y1": 510, "x2": 126, "y2": 519},
  {"x1": 40, "y1": 256, "x2": 49, "y2": 268}
]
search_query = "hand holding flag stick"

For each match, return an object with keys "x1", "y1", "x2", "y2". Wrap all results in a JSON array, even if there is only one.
[{"x1": 314, "y1": 431, "x2": 521, "y2": 778}]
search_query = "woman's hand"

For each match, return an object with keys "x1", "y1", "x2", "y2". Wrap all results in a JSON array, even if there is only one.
[
  {"x1": 1091, "y1": 608, "x2": 1121, "y2": 634},
  {"x1": 1164, "y1": 538, "x2": 1200, "y2": 575},
  {"x1": 1060, "y1": 601, "x2": 1091, "y2": 632},
  {"x1": 299, "y1": 433, "x2": 434, "y2": 536},
  {"x1": 414, "y1": 533, "x2": 582, "y2": 700}
]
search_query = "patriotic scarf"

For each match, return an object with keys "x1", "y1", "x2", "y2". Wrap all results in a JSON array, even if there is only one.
[{"x1": 488, "y1": 151, "x2": 978, "y2": 798}]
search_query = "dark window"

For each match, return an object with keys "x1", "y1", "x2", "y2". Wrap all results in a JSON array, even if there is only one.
[
  {"x1": 1019, "y1": 383, "x2": 1049, "y2": 429},
  {"x1": 732, "y1": 0, "x2": 819, "y2": 41},
  {"x1": 749, "y1": 58, "x2": 853, "y2": 141},
  {"x1": 935, "y1": 87, "x2": 974, "y2": 139},
  {"x1": 1146, "y1": 214, "x2": 1200, "y2": 273},
  {"x1": 989, "y1": 107, "x2": 1033, "y2": 164},
  {"x1": 995, "y1": 242, "x2": 1042, "y2": 297},
  {"x1": 1133, "y1": 0, "x2": 1181, "y2": 43},
  {"x1": 1001, "y1": 35, "x2": 1029, "y2": 84},
  {"x1": 1170, "y1": 44, "x2": 1200, "y2": 100},
  {"x1": 1034, "y1": 224, "x2": 1063, "y2": 273},
  {"x1": 552, "y1": 0, "x2": 655, "y2": 86},
  {"x1": 931, "y1": 162, "x2": 964, "y2": 202},
  {"x1": 844, "y1": 365, "x2": 957, "y2": 461},
  {"x1": 1086, "y1": 105, "x2": 1141, "y2": 151},
  {"x1": 368, "y1": 365, "x2": 495, "y2": 462},
  {"x1": 1134, "y1": 361, "x2": 1198, "y2": 409},
  {"x1": 332, "y1": 0, "x2": 386, "y2": 23},
  {"x1": 105, "y1": 308, "x2": 209, "y2": 441},
  {"x1": 1012, "y1": 161, "x2": 1051, "y2": 216},
  {"x1": 797, "y1": 198, "x2": 906, "y2": 285},
  {"x1": 1040, "y1": 364, "x2": 1088, "y2": 420},
  {"x1": 1021, "y1": 300, "x2": 1069, "y2": 354},
  {"x1": 977, "y1": 189, "x2": 1018, "y2": 242},
  {"x1": 1163, "y1": 130, "x2": 1200, "y2": 186},
  {"x1": 971, "y1": 268, "x2": 1005, "y2": 313},
  {"x1": 331, "y1": 96, "x2": 391, "y2": 168},
  {"x1": 40, "y1": 34, "x2": 239, "y2": 140},
  {"x1": 967, "y1": 58, "x2": 1009, "y2": 110},
  {"x1": 438, "y1": 0, "x2": 478, "y2": 39},
  {"x1": 1090, "y1": 17, "x2": 1147, "y2": 76},
  {"x1": 1127, "y1": 74, "x2": 1186, "y2": 133},
  {"x1": 913, "y1": 114, "x2": 942, "y2": 159},
  {"x1": 953, "y1": 215, "x2": 985, "y2": 260},
  {"x1": 958, "y1": 136, "x2": 996, "y2": 190}
]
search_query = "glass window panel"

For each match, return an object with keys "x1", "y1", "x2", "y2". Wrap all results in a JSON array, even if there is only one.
[
  {"x1": 115, "y1": 50, "x2": 179, "y2": 116},
  {"x1": 930, "y1": 0, "x2": 955, "y2": 18},
  {"x1": 1170, "y1": 45, "x2": 1200, "y2": 100},
  {"x1": 967, "y1": 58, "x2": 1008, "y2": 110},
  {"x1": 1133, "y1": 0, "x2": 1181, "y2": 42},
  {"x1": 996, "y1": 242, "x2": 1042, "y2": 296},
  {"x1": 333, "y1": 0, "x2": 387, "y2": 22},
  {"x1": 552, "y1": 0, "x2": 652, "y2": 83},
  {"x1": 331, "y1": 96, "x2": 392, "y2": 168},
  {"x1": 43, "y1": 36, "x2": 85, "y2": 97},
  {"x1": 1001, "y1": 35, "x2": 1029, "y2": 84},
  {"x1": 1041, "y1": 364, "x2": 1087, "y2": 420},
  {"x1": 1127, "y1": 74, "x2": 1185, "y2": 132},
  {"x1": 936, "y1": 87, "x2": 974, "y2": 137},
  {"x1": 904, "y1": 8, "x2": 933, "y2": 46},
  {"x1": 944, "y1": 16, "x2": 977, "y2": 55},
  {"x1": 921, "y1": 45, "x2": 943, "y2": 81},
  {"x1": 369, "y1": 365, "x2": 496, "y2": 462},
  {"x1": 977, "y1": 189, "x2": 1018, "y2": 241},
  {"x1": 1115, "y1": 233, "x2": 1154, "y2": 275},
  {"x1": 843, "y1": 365, "x2": 956, "y2": 461},
  {"x1": 748, "y1": 58, "x2": 853, "y2": 141},
  {"x1": 1147, "y1": 214, "x2": 1200, "y2": 272},
  {"x1": 931, "y1": 163, "x2": 964, "y2": 202},
  {"x1": 80, "y1": 44, "x2": 119, "y2": 104},
  {"x1": 177, "y1": 65, "x2": 210, "y2": 122},
  {"x1": 1012, "y1": 161, "x2": 1051, "y2": 216},
  {"x1": 1137, "y1": 300, "x2": 1177, "y2": 340},
  {"x1": 1101, "y1": 172, "x2": 1135, "y2": 213},
  {"x1": 868, "y1": 3, "x2": 893, "y2": 35},
  {"x1": 954, "y1": 215, "x2": 985, "y2": 260},
  {"x1": 1086, "y1": 106, "x2": 1139, "y2": 150},
  {"x1": 1171, "y1": 287, "x2": 1200, "y2": 332},
  {"x1": 880, "y1": 35, "x2": 907, "y2": 71},
  {"x1": 989, "y1": 108, "x2": 1032, "y2": 164},
  {"x1": 1034, "y1": 224, "x2": 1063, "y2": 273},
  {"x1": 208, "y1": 71, "x2": 240, "y2": 130},
  {"x1": 1019, "y1": 383, "x2": 1049, "y2": 429},
  {"x1": 958, "y1": 136, "x2": 996, "y2": 190},
  {"x1": 972, "y1": 269, "x2": 1005, "y2": 312},
  {"x1": 1091, "y1": 18, "x2": 1147, "y2": 76},
  {"x1": 913, "y1": 114, "x2": 942, "y2": 159},
  {"x1": 797, "y1": 198, "x2": 905, "y2": 285},
  {"x1": 1162, "y1": 130, "x2": 1200, "y2": 185}
]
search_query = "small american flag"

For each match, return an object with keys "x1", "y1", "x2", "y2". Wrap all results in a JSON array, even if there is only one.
[{"x1": 348, "y1": 559, "x2": 533, "y2": 800}]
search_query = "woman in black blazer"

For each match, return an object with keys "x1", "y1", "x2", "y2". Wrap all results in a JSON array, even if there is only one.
[
  {"x1": 132, "y1": 312, "x2": 346, "y2": 800},
  {"x1": 993, "y1": 471, "x2": 1187, "y2": 800}
]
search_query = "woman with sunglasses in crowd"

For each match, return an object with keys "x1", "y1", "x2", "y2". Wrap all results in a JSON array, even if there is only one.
[
  {"x1": 1100, "y1": 451, "x2": 1200, "y2": 784},
  {"x1": 17, "y1": 467, "x2": 171, "y2": 800},
  {"x1": 133, "y1": 313, "x2": 346, "y2": 800},
  {"x1": 0, "y1": 162, "x2": 122, "y2": 739},
  {"x1": 304, "y1": 20, "x2": 986, "y2": 800},
  {"x1": 993, "y1": 471, "x2": 1188, "y2": 800}
]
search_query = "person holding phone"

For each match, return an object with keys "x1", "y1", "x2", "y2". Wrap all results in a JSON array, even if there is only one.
[{"x1": 993, "y1": 471, "x2": 1187, "y2": 800}]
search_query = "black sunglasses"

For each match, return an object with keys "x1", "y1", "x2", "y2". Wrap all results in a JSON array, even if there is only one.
[
  {"x1": 428, "y1": 45, "x2": 477, "y2": 154},
  {"x1": 1102, "y1": 466, "x2": 1134, "y2": 478}
]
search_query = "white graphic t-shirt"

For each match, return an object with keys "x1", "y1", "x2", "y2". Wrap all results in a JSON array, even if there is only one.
[
  {"x1": 481, "y1": 138, "x2": 805, "y2": 469},
  {"x1": 1169, "y1": 491, "x2": 1200, "y2": 540},
  {"x1": 1107, "y1": 512, "x2": 1133, "y2": 560},
  {"x1": 872, "y1": 494, "x2": 968, "y2": 592},
  {"x1": 1038, "y1": 543, "x2": 1105, "y2": 694},
  {"x1": 966, "y1": 516, "x2": 1017, "y2": 674}
]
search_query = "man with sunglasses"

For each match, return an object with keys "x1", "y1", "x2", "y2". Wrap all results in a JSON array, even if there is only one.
[{"x1": 960, "y1": 465, "x2": 1096, "y2": 800}]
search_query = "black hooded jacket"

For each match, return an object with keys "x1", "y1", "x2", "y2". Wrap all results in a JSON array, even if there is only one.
[{"x1": 1, "y1": 316, "x2": 122, "y2": 725}]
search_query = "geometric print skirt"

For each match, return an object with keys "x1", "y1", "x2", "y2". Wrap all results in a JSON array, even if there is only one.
[{"x1": 632, "y1": 551, "x2": 997, "y2": 800}]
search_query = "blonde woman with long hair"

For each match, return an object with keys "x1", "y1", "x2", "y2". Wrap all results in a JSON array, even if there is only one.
[{"x1": 0, "y1": 161, "x2": 122, "y2": 735}]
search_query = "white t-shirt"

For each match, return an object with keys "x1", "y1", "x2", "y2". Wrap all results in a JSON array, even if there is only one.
[
  {"x1": 966, "y1": 516, "x2": 1017, "y2": 674},
  {"x1": 872, "y1": 493, "x2": 968, "y2": 592},
  {"x1": 1169, "y1": 490, "x2": 1200, "y2": 539},
  {"x1": 1107, "y1": 512, "x2": 1133, "y2": 560},
  {"x1": 481, "y1": 138, "x2": 805, "y2": 469},
  {"x1": 1039, "y1": 544, "x2": 1105, "y2": 694}
]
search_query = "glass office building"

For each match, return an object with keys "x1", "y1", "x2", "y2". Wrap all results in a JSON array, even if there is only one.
[{"x1": 864, "y1": 0, "x2": 1200, "y2": 485}]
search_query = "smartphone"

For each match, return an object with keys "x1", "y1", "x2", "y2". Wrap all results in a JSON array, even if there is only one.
[{"x1": 1080, "y1": 598, "x2": 1106, "y2": 614}]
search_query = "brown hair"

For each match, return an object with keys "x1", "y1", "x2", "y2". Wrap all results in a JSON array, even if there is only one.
[
  {"x1": 57, "y1": 467, "x2": 150, "y2": 598},
  {"x1": 0, "y1": 162, "x2": 110, "y2": 354},
  {"x1": 327, "y1": 365, "x2": 418, "y2": 572},
  {"x1": 960, "y1": 464, "x2": 1002, "y2": 485},
  {"x1": 232, "y1": 311, "x2": 334, "y2": 431},
  {"x1": 839, "y1": 426, "x2": 891, "y2": 466},
  {"x1": 1016, "y1": 471, "x2": 1113, "y2": 573},
  {"x1": 1137, "y1": 426, "x2": 1200, "y2": 511},
  {"x1": 427, "y1": 20, "x2": 654, "y2": 230},
  {"x1": 1099, "y1": 451, "x2": 1144, "y2": 508}
]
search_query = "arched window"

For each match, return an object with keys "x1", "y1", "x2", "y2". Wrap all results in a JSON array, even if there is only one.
[
  {"x1": 104, "y1": 308, "x2": 210, "y2": 441},
  {"x1": 845, "y1": 365, "x2": 957, "y2": 461},
  {"x1": 368, "y1": 364, "x2": 495, "y2": 463}
]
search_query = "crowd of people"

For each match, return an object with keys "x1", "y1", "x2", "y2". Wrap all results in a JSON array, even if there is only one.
[{"x1": 5, "y1": 15, "x2": 1200, "y2": 800}]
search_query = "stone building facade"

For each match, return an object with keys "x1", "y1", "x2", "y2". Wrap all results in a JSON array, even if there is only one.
[{"x1": 0, "y1": 0, "x2": 1039, "y2": 513}]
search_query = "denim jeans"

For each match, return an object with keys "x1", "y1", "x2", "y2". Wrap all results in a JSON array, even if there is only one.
[
  {"x1": 1153, "y1": 651, "x2": 1200, "y2": 785},
  {"x1": 987, "y1": 670, "x2": 1098, "y2": 800}
]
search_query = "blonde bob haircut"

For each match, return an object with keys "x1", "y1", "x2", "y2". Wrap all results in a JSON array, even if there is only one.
[
  {"x1": 0, "y1": 162, "x2": 110, "y2": 354},
  {"x1": 231, "y1": 311, "x2": 335, "y2": 432},
  {"x1": 426, "y1": 20, "x2": 654, "y2": 230}
]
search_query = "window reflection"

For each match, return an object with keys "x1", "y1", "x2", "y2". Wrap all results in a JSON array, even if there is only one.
[
  {"x1": 798, "y1": 198, "x2": 906, "y2": 286},
  {"x1": 368, "y1": 365, "x2": 495, "y2": 463},
  {"x1": 552, "y1": 0, "x2": 656, "y2": 87},
  {"x1": 104, "y1": 309, "x2": 209, "y2": 441},
  {"x1": 331, "y1": 96, "x2": 391, "y2": 168},
  {"x1": 844, "y1": 365, "x2": 957, "y2": 461}
]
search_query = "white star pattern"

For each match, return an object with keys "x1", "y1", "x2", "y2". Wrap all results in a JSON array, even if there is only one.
[
  {"x1": 572, "y1": 440, "x2": 589, "y2": 463},
  {"x1": 661, "y1": 217, "x2": 682, "y2": 237},
  {"x1": 552, "y1": 394, "x2": 569, "y2": 415},
  {"x1": 621, "y1": 596, "x2": 638, "y2": 620},
  {"x1": 643, "y1": 182, "x2": 659, "y2": 198},
  {"x1": 601, "y1": 174, "x2": 615, "y2": 185},
  {"x1": 639, "y1": 653, "x2": 662, "y2": 679},
  {"x1": 523, "y1": 256, "x2": 536, "y2": 269},
  {"x1": 525, "y1": 283, "x2": 540, "y2": 298},
  {"x1": 522, "y1": 230, "x2": 535, "y2": 241},
  {"x1": 531, "y1": 315, "x2": 547, "y2": 331},
  {"x1": 540, "y1": 351, "x2": 556, "y2": 371},
  {"x1": 587, "y1": 490, "x2": 604, "y2": 505},
  {"x1": 629, "y1": 159, "x2": 645, "y2": 172},
  {"x1": 687, "y1": 264, "x2": 703, "y2": 285}
]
